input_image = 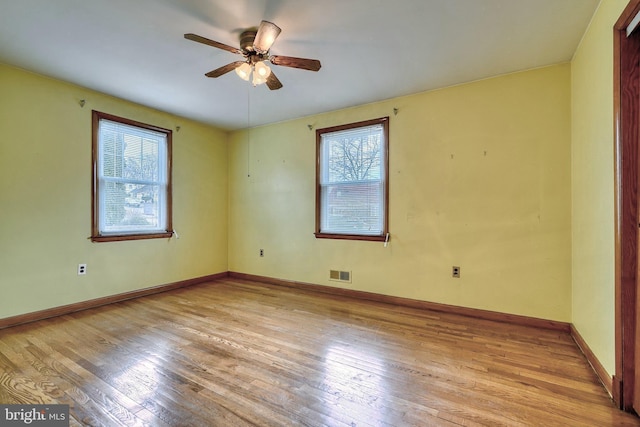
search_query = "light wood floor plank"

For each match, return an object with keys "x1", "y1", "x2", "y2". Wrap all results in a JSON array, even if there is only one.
[{"x1": 0, "y1": 278, "x2": 638, "y2": 426}]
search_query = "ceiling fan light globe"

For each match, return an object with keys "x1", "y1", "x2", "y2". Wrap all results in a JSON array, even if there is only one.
[
  {"x1": 252, "y1": 73, "x2": 268, "y2": 86},
  {"x1": 235, "y1": 63, "x2": 252, "y2": 81},
  {"x1": 254, "y1": 61, "x2": 271, "y2": 78}
]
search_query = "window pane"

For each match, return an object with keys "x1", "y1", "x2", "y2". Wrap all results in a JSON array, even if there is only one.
[
  {"x1": 102, "y1": 131, "x2": 124, "y2": 178},
  {"x1": 103, "y1": 181, "x2": 126, "y2": 228},
  {"x1": 123, "y1": 135, "x2": 160, "y2": 181},
  {"x1": 102, "y1": 182, "x2": 163, "y2": 233},
  {"x1": 321, "y1": 181, "x2": 383, "y2": 234},
  {"x1": 322, "y1": 125, "x2": 383, "y2": 184}
]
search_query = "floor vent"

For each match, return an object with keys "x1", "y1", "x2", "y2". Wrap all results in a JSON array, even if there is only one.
[{"x1": 329, "y1": 270, "x2": 351, "y2": 283}]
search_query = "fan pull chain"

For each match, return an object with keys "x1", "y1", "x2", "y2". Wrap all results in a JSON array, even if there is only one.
[{"x1": 247, "y1": 86, "x2": 251, "y2": 178}]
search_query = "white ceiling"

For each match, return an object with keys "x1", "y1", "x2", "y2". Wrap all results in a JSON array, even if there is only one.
[{"x1": 0, "y1": 0, "x2": 599, "y2": 130}]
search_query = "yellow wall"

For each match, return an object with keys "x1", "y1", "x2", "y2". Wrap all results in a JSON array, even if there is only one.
[
  {"x1": 0, "y1": 64, "x2": 229, "y2": 318},
  {"x1": 571, "y1": 0, "x2": 628, "y2": 376},
  {"x1": 229, "y1": 64, "x2": 572, "y2": 322}
]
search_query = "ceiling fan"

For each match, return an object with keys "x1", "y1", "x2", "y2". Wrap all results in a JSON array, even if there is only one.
[{"x1": 185, "y1": 20, "x2": 321, "y2": 90}]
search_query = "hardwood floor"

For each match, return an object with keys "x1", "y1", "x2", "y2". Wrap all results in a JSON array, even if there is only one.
[{"x1": 0, "y1": 278, "x2": 638, "y2": 426}]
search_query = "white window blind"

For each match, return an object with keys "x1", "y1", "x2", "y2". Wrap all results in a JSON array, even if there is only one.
[
  {"x1": 97, "y1": 118, "x2": 168, "y2": 235},
  {"x1": 319, "y1": 122, "x2": 386, "y2": 235}
]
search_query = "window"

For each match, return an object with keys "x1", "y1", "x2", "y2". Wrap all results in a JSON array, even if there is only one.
[
  {"x1": 91, "y1": 111, "x2": 172, "y2": 242},
  {"x1": 315, "y1": 117, "x2": 389, "y2": 241}
]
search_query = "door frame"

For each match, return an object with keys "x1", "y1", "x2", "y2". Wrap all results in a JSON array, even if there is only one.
[{"x1": 614, "y1": 0, "x2": 640, "y2": 411}]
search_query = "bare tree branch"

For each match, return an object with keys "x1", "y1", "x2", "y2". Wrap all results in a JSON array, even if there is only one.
[{"x1": 328, "y1": 134, "x2": 381, "y2": 181}]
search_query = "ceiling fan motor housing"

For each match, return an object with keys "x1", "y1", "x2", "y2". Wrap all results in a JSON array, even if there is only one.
[{"x1": 240, "y1": 30, "x2": 257, "y2": 52}]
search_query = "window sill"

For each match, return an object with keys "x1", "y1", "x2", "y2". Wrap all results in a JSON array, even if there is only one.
[
  {"x1": 91, "y1": 231, "x2": 174, "y2": 243},
  {"x1": 314, "y1": 232, "x2": 387, "y2": 242}
]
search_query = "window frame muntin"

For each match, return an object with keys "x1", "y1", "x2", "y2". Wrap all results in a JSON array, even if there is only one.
[
  {"x1": 91, "y1": 110, "x2": 173, "y2": 242},
  {"x1": 315, "y1": 116, "x2": 390, "y2": 242}
]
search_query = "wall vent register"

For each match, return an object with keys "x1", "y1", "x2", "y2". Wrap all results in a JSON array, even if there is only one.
[{"x1": 329, "y1": 270, "x2": 351, "y2": 283}]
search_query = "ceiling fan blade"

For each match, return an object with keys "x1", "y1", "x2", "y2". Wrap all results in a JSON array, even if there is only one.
[
  {"x1": 266, "y1": 72, "x2": 283, "y2": 90},
  {"x1": 270, "y1": 55, "x2": 321, "y2": 72},
  {"x1": 253, "y1": 20, "x2": 281, "y2": 52},
  {"x1": 205, "y1": 61, "x2": 246, "y2": 78},
  {"x1": 184, "y1": 33, "x2": 242, "y2": 55}
]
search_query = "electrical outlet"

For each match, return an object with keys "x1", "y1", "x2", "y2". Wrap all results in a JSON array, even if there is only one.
[
  {"x1": 452, "y1": 266, "x2": 460, "y2": 278},
  {"x1": 259, "y1": 249, "x2": 264, "y2": 257},
  {"x1": 78, "y1": 264, "x2": 87, "y2": 275}
]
